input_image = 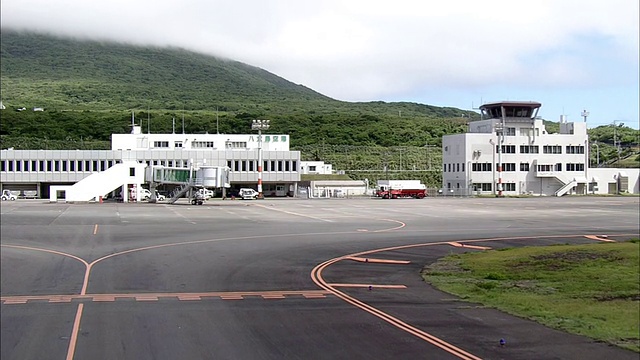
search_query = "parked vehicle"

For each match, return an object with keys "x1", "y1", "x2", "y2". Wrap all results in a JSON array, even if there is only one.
[
  {"x1": 22, "y1": 190, "x2": 38, "y2": 199},
  {"x1": 154, "y1": 191, "x2": 166, "y2": 201},
  {"x1": 376, "y1": 180, "x2": 427, "y2": 199},
  {"x1": 198, "y1": 188, "x2": 214, "y2": 199},
  {"x1": 191, "y1": 192, "x2": 205, "y2": 205},
  {"x1": 1, "y1": 190, "x2": 17, "y2": 201},
  {"x1": 239, "y1": 188, "x2": 259, "y2": 200}
]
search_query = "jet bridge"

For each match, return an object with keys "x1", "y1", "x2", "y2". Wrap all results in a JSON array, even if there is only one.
[{"x1": 146, "y1": 165, "x2": 230, "y2": 204}]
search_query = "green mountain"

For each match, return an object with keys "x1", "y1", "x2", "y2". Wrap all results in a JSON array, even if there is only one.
[
  {"x1": 1, "y1": 30, "x2": 634, "y2": 175},
  {"x1": 0, "y1": 29, "x2": 472, "y2": 149}
]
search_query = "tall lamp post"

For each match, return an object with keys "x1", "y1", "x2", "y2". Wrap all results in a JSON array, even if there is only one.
[{"x1": 251, "y1": 119, "x2": 270, "y2": 198}]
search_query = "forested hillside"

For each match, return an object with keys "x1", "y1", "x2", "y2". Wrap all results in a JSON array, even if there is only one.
[
  {"x1": 0, "y1": 30, "x2": 636, "y2": 182},
  {"x1": 0, "y1": 30, "x2": 473, "y2": 149}
]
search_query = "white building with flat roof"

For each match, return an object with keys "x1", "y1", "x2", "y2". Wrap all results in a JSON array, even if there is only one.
[
  {"x1": 442, "y1": 101, "x2": 639, "y2": 196},
  {"x1": 1, "y1": 125, "x2": 301, "y2": 199}
]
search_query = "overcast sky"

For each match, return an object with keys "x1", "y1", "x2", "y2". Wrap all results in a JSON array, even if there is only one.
[{"x1": 2, "y1": 0, "x2": 638, "y2": 128}]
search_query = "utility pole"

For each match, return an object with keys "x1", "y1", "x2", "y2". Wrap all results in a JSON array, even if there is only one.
[{"x1": 251, "y1": 120, "x2": 270, "y2": 198}]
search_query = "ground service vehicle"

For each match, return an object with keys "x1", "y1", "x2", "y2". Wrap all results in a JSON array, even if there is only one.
[
  {"x1": 2, "y1": 190, "x2": 17, "y2": 201},
  {"x1": 376, "y1": 180, "x2": 427, "y2": 199},
  {"x1": 154, "y1": 191, "x2": 166, "y2": 201},
  {"x1": 239, "y1": 188, "x2": 259, "y2": 200},
  {"x1": 191, "y1": 192, "x2": 205, "y2": 205}
]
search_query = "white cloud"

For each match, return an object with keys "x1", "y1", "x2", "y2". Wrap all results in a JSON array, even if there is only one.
[{"x1": 1, "y1": 0, "x2": 638, "y2": 125}]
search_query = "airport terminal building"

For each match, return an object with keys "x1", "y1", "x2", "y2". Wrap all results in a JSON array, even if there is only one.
[
  {"x1": 442, "y1": 101, "x2": 639, "y2": 196},
  {"x1": 0, "y1": 125, "x2": 301, "y2": 199}
]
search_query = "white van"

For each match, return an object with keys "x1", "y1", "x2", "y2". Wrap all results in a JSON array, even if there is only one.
[{"x1": 239, "y1": 188, "x2": 259, "y2": 200}]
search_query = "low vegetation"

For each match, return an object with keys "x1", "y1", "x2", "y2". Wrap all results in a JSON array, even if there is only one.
[{"x1": 422, "y1": 240, "x2": 640, "y2": 352}]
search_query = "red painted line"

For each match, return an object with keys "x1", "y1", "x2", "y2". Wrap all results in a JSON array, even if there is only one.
[
  {"x1": 92, "y1": 295, "x2": 116, "y2": 302},
  {"x1": 135, "y1": 296, "x2": 159, "y2": 301},
  {"x1": 65, "y1": 303, "x2": 84, "y2": 360},
  {"x1": 448, "y1": 242, "x2": 491, "y2": 250},
  {"x1": 302, "y1": 294, "x2": 327, "y2": 298},
  {"x1": 584, "y1": 235, "x2": 616, "y2": 242},
  {"x1": 3, "y1": 299, "x2": 28, "y2": 304},
  {"x1": 178, "y1": 296, "x2": 202, "y2": 301},
  {"x1": 346, "y1": 256, "x2": 410, "y2": 264},
  {"x1": 49, "y1": 296, "x2": 73, "y2": 303},
  {"x1": 220, "y1": 295, "x2": 244, "y2": 300},
  {"x1": 261, "y1": 295, "x2": 285, "y2": 299}
]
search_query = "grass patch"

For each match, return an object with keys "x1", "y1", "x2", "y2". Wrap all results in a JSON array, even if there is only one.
[{"x1": 422, "y1": 240, "x2": 640, "y2": 352}]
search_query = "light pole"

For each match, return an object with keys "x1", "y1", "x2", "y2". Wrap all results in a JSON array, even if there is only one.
[{"x1": 251, "y1": 119, "x2": 270, "y2": 198}]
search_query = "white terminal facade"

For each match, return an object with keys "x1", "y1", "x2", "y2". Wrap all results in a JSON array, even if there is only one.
[
  {"x1": 442, "y1": 101, "x2": 639, "y2": 196},
  {"x1": 0, "y1": 124, "x2": 302, "y2": 199}
]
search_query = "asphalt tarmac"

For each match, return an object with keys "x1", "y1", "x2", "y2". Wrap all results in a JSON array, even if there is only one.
[{"x1": 1, "y1": 196, "x2": 639, "y2": 360}]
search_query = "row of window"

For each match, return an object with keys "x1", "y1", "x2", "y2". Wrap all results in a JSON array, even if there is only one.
[
  {"x1": 0, "y1": 159, "x2": 300, "y2": 173},
  {"x1": 0, "y1": 159, "x2": 120, "y2": 172},
  {"x1": 495, "y1": 145, "x2": 585, "y2": 154},
  {"x1": 444, "y1": 162, "x2": 586, "y2": 173},
  {"x1": 226, "y1": 160, "x2": 298, "y2": 172}
]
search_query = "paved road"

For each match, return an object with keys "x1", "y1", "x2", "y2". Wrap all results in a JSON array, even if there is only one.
[{"x1": 1, "y1": 197, "x2": 639, "y2": 359}]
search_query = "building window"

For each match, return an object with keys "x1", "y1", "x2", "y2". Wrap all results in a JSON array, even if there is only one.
[
  {"x1": 448, "y1": 163, "x2": 451, "y2": 172},
  {"x1": 443, "y1": 164, "x2": 446, "y2": 172},
  {"x1": 461, "y1": 163, "x2": 465, "y2": 172},
  {"x1": 520, "y1": 145, "x2": 539, "y2": 154},
  {"x1": 497, "y1": 145, "x2": 516, "y2": 153},
  {"x1": 191, "y1": 141, "x2": 215, "y2": 148},
  {"x1": 472, "y1": 163, "x2": 493, "y2": 171},
  {"x1": 309, "y1": 165, "x2": 317, "y2": 172},
  {"x1": 555, "y1": 163, "x2": 562, "y2": 171},
  {"x1": 566, "y1": 145, "x2": 585, "y2": 154},
  {"x1": 271, "y1": 161, "x2": 276, "y2": 172},
  {"x1": 153, "y1": 141, "x2": 169, "y2": 148},
  {"x1": 77, "y1": 161, "x2": 83, "y2": 171},
  {"x1": 31, "y1": 160, "x2": 37, "y2": 172},
  {"x1": 456, "y1": 163, "x2": 460, "y2": 172},
  {"x1": 504, "y1": 183, "x2": 516, "y2": 191},
  {"x1": 505, "y1": 127, "x2": 516, "y2": 136},
  {"x1": 566, "y1": 163, "x2": 585, "y2": 171},
  {"x1": 499, "y1": 163, "x2": 516, "y2": 171},
  {"x1": 473, "y1": 183, "x2": 492, "y2": 191},
  {"x1": 70, "y1": 161, "x2": 75, "y2": 171},
  {"x1": 292, "y1": 161, "x2": 297, "y2": 172},
  {"x1": 227, "y1": 160, "x2": 232, "y2": 170},
  {"x1": 234, "y1": 161, "x2": 240, "y2": 171},
  {"x1": 174, "y1": 141, "x2": 183, "y2": 148},
  {"x1": 23, "y1": 160, "x2": 29, "y2": 172},
  {"x1": 16, "y1": 161, "x2": 21, "y2": 172},
  {"x1": 543, "y1": 145, "x2": 562, "y2": 154},
  {"x1": 228, "y1": 141, "x2": 247, "y2": 149},
  {"x1": 520, "y1": 162, "x2": 530, "y2": 171},
  {"x1": 537, "y1": 164, "x2": 552, "y2": 172},
  {"x1": 62, "y1": 161, "x2": 68, "y2": 172},
  {"x1": 1, "y1": 160, "x2": 6, "y2": 172},
  {"x1": 278, "y1": 161, "x2": 283, "y2": 171},
  {"x1": 129, "y1": 167, "x2": 135, "y2": 176}
]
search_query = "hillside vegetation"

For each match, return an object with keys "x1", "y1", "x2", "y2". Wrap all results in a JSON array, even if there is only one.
[{"x1": 0, "y1": 30, "x2": 637, "y2": 187}]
